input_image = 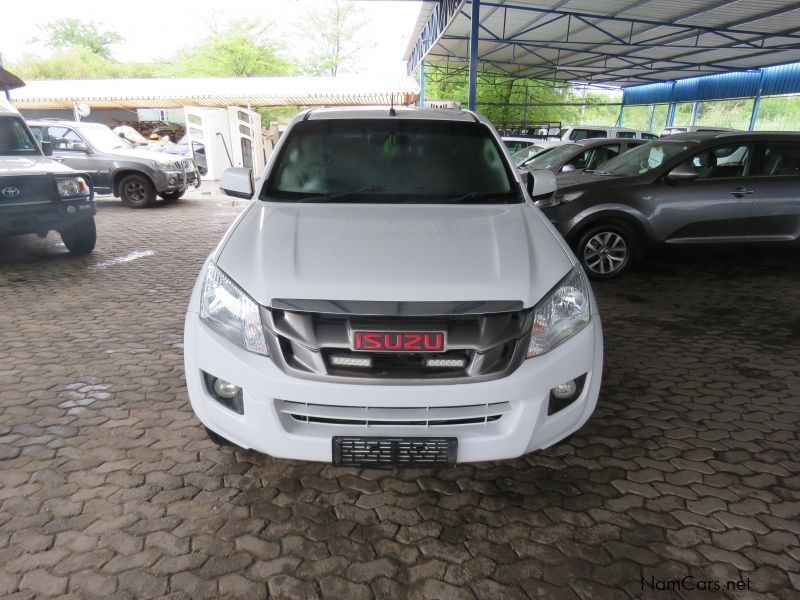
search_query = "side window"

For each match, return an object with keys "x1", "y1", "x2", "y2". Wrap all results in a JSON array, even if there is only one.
[
  {"x1": 761, "y1": 143, "x2": 800, "y2": 176},
  {"x1": 48, "y1": 126, "x2": 83, "y2": 151},
  {"x1": 686, "y1": 144, "x2": 751, "y2": 179},
  {"x1": 29, "y1": 126, "x2": 44, "y2": 143},
  {"x1": 642, "y1": 133, "x2": 658, "y2": 140},
  {"x1": 570, "y1": 129, "x2": 607, "y2": 141},
  {"x1": 585, "y1": 144, "x2": 620, "y2": 169},
  {"x1": 616, "y1": 132, "x2": 636, "y2": 139}
]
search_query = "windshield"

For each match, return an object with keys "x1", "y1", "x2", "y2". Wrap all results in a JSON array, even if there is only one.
[
  {"x1": 77, "y1": 125, "x2": 131, "y2": 152},
  {"x1": 511, "y1": 145, "x2": 544, "y2": 165},
  {"x1": 595, "y1": 140, "x2": 693, "y2": 176},
  {"x1": 523, "y1": 144, "x2": 580, "y2": 170},
  {"x1": 0, "y1": 116, "x2": 40, "y2": 156},
  {"x1": 263, "y1": 119, "x2": 520, "y2": 203}
]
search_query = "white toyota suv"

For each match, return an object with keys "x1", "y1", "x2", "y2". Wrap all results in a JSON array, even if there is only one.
[{"x1": 184, "y1": 107, "x2": 603, "y2": 467}]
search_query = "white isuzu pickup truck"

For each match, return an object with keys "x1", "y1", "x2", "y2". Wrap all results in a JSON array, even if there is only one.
[{"x1": 184, "y1": 107, "x2": 603, "y2": 467}]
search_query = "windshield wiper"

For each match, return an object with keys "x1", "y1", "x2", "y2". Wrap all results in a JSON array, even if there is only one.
[
  {"x1": 446, "y1": 192, "x2": 518, "y2": 204},
  {"x1": 297, "y1": 186, "x2": 384, "y2": 203}
]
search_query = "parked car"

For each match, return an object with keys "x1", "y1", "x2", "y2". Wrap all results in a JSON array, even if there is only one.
[
  {"x1": 553, "y1": 125, "x2": 658, "y2": 141},
  {"x1": 0, "y1": 95, "x2": 96, "y2": 253},
  {"x1": 661, "y1": 125, "x2": 741, "y2": 137},
  {"x1": 517, "y1": 138, "x2": 648, "y2": 174},
  {"x1": 509, "y1": 142, "x2": 560, "y2": 166},
  {"x1": 183, "y1": 107, "x2": 603, "y2": 466},
  {"x1": 538, "y1": 131, "x2": 800, "y2": 278},
  {"x1": 27, "y1": 119, "x2": 200, "y2": 208},
  {"x1": 502, "y1": 136, "x2": 544, "y2": 154}
]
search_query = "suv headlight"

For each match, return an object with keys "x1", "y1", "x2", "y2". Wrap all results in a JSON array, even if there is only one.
[
  {"x1": 200, "y1": 264, "x2": 268, "y2": 355},
  {"x1": 55, "y1": 176, "x2": 90, "y2": 198},
  {"x1": 152, "y1": 160, "x2": 174, "y2": 170},
  {"x1": 527, "y1": 266, "x2": 591, "y2": 358},
  {"x1": 536, "y1": 189, "x2": 583, "y2": 209}
]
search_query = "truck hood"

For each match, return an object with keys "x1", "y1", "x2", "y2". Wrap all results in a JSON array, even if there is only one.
[
  {"x1": 216, "y1": 202, "x2": 573, "y2": 309},
  {"x1": 0, "y1": 156, "x2": 77, "y2": 176},
  {"x1": 106, "y1": 148, "x2": 185, "y2": 163}
]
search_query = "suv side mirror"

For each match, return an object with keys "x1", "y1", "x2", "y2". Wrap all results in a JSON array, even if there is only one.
[
  {"x1": 68, "y1": 142, "x2": 90, "y2": 153},
  {"x1": 220, "y1": 167, "x2": 254, "y2": 199},
  {"x1": 561, "y1": 163, "x2": 576, "y2": 173},
  {"x1": 527, "y1": 169, "x2": 557, "y2": 197},
  {"x1": 667, "y1": 164, "x2": 700, "y2": 182},
  {"x1": 40, "y1": 140, "x2": 53, "y2": 157}
]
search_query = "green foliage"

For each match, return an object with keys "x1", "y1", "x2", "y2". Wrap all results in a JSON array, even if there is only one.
[
  {"x1": 12, "y1": 48, "x2": 156, "y2": 80},
  {"x1": 424, "y1": 65, "x2": 624, "y2": 129},
  {"x1": 304, "y1": 0, "x2": 364, "y2": 76},
  {"x1": 167, "y1": 18, "x2": 294, "y2": 77},
  {"x1": 256, "y1": 106, "x2": 301, "y2": 126},
  {"x1": 37, "y1": 18, "x2": 123, "y2": 60}
]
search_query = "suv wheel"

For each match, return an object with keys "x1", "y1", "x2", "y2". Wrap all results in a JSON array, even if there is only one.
[
  {"x1": 60, "y1": 217, "x2": 96, "y2": 255},
  {"x1": 120, "y1": 174, "x2": 156, "y2": 208},
  {"x1": 159, "y1": 190, "x2": 185, "y2": 202},
  {"x1": 576, "y1": 223, "x2": 634, "y2": 279}
]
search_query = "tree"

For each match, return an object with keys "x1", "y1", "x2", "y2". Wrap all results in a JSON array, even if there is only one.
[
  {"x1": 304, "y1": 1, "x2": 364, "y2": 76},
  {"x1": 168, "y1": 18, "x2": 294, "y2": 77},
  {"x1": 12, "y1": 48, "x2": 156, "y2": 80},
  {"x1": 37, "y1": 18, "x2": 123, "y2": 60}
]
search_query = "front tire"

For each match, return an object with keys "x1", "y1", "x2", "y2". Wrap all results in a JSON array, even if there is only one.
[
  {"x1": 576, "y1": 223, "x2": 634, "y2": 279},
  {"x1": 119, "y1": 174, "x2": 156, "y2": 208},
  {"x1": 60, "y1": 217, "x2": 96, "y2": 255},
  {"x1": 159, "y1": 190, "x2": 185, "y2": 202}
]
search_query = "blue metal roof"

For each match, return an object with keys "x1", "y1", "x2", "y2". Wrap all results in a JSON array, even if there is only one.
[{"x1": 622, "y1": 62, "x2": 800, "y2": 105}]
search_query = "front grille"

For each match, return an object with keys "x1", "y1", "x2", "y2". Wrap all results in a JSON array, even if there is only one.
[
  {"x1": 262, "y1": 303, "x2": 532, "y2": 384},
  {"x1": 333, "y1": 437, "x2": 456, "y2": 467},
  {"x1": 0, "y1": 175, "x2": 52, "y2": 207},
  {"x1": 278, "y1": 400, "x2": 511, "y2": 427}
]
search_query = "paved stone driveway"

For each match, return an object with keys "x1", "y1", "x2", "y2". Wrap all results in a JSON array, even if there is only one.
[{"x1": 1, "y1": 193, "x2": 798, "y2": 600}]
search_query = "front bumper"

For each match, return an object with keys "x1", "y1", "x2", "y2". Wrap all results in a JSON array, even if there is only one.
[
  {"x1": 183, "y1": 311, "x2": 603, "y2": 463},
  {"x1": 152, "y1": 168, "x2": 200, "y2": 193},
  {"x1": 0, "y1": 198, "x2": 96, "y2": 236}
]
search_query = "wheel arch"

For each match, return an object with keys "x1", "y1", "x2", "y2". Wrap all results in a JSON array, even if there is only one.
[
  {"x1": 565, "y1": 208, "x2": 651, "y2": 249},
  {"x1": 113, "y1": 169, "x2": 154, "y2": 197}
]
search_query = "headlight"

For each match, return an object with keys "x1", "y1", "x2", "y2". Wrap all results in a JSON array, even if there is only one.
[
  {"x1": 527, "y1": 266, "x2": 591, "y2": 358},
  {"x1": 55, "y1": 176, "x2": 90, "y2": 198},
  {"x1": 152, "y1": 160, "x2": 173, "y2": 170},
  {"x1": 200, "y1": 264, "x2": 268, "y2": 355},
  {"x1": 536, "y1": 189, "x2": 583, "y2": 209}
]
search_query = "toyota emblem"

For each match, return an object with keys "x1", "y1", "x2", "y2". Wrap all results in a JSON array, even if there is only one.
[{"x1": 2, "y1": 186, "x2": 20, "y2": 198}]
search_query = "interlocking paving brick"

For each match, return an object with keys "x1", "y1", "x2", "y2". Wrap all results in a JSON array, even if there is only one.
[{"x1": 1, "y1": 194, "x2": 798, "y2": 599}]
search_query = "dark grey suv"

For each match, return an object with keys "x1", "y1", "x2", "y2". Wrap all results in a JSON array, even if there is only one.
[
  {"x1": 538, "y1": 131, "x2": 800, "y2": 278},
  {"x1": 28, "y1": 120, "x2": 200, "y2": 208}
]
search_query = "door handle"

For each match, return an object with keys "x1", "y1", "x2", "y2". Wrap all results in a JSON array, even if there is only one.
[
  {"x1": 730, "y1": 187, "x2": 753, "y2": 197},
  {"x1": 51, "y1": 156, "x2": 65, "y2": 162}
]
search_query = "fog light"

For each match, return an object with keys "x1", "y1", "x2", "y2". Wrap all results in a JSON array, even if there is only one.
[
  {"x1": 551, "y1": 379, "x2": 577, "y2": 400},
  {"x1": 213, "y1": 378, "x2": 241, "y2": 399},
  {"x1": 66, "y1": 205, "x2": 76, "y2": 214},
  {"x1": 424, "y1": 357, "x2": 467, "y2": 368},
  {"x1": 330, "y1": 355, "x2": 372, "y2": 368},
  {"x1": 169, "y1": 177, "x2": 177, "y2": 185}
]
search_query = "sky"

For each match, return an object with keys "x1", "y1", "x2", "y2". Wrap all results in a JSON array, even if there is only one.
[{"x1": 1, "y1": 0, "x2": 423, "y2": 76}]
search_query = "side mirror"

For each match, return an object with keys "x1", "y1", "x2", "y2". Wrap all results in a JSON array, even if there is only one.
[
  {"x1": 40, "y1": 140, "x2": 53, "y2": 157},
  {"x1": 220, "y1": 167, "x2": 254, "y2": 199},
  {"x1": 667, "y1": 164, "x2": 700, "y2": 182},
  {"x1": 68, "y1": 142, "x2": 89, "y2": 153},
  {"x1": 527, "y1": 169, "x2": 557, "y2": 197},
  {"x1": 561, "y1": 163, "x2": 577, "y2": 173}
]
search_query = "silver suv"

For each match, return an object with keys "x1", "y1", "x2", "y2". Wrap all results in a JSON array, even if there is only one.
[{"x1": 27, "y1": 120, "x2": 200, "y2": 208}]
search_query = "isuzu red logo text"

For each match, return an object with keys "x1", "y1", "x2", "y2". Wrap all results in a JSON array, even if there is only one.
[{"x1": 352, "y1": 331, "x2": 446, "y2": 353}]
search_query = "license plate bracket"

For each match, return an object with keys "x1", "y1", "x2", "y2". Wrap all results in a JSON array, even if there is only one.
[{"x1": 332, "y1": 436, "x2": 457, "y2": 468}]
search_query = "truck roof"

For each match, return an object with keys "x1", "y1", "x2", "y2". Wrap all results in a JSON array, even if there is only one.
[{"x1": 305, "y1": 107, "x2": 479, "y2": 122}]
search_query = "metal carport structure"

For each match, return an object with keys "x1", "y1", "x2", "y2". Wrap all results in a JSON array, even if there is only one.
[{"x1": 405, "y1": 0, "x2": 800, "y2": 111}]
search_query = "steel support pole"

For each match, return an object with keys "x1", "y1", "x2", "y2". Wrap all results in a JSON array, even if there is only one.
[
  {"x1": 749, "y1": 72, "x2": 765, "y2": 131},
  {"x1": 690, "y1": 101, "x2": 699, "y2": 125},
  {"x1": 468, "y1": 0, "x2": 480, "y2": 112},
  {"x1": 419, "y1": 61, "x2": 425, "y2": 108},
  {"x1": 616, "y1": 105, "x2": 624, "y2": 127},
  {"x1": 649, "y1": 104, "x2": 656, "y2": 132}
]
